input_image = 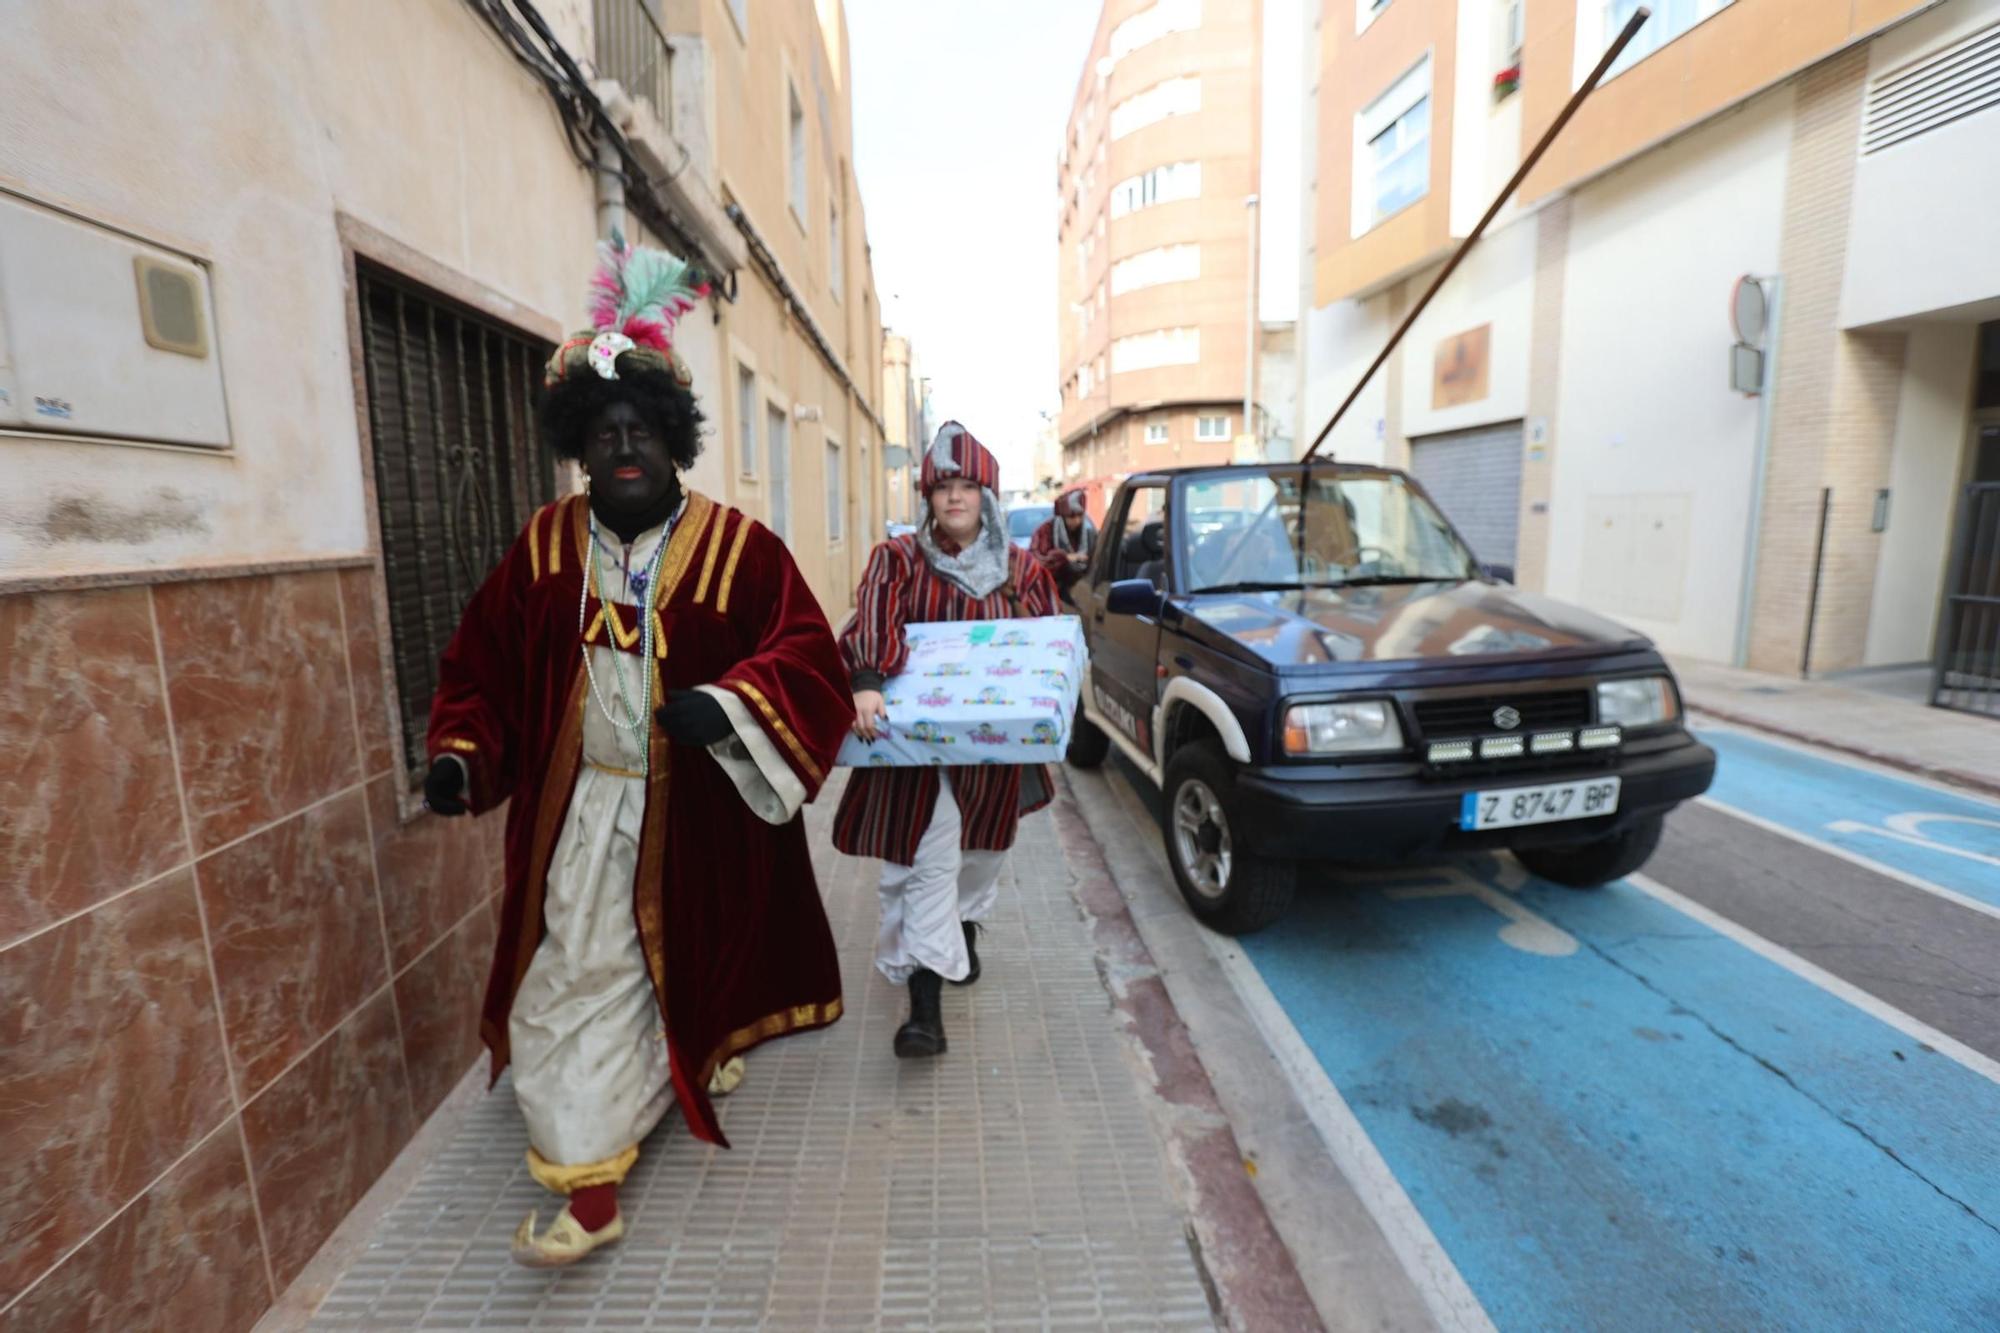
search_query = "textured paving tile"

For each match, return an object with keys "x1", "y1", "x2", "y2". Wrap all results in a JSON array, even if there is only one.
[{"x1": 308, "y1": 776, "x2": 1214, "y2": 1329}]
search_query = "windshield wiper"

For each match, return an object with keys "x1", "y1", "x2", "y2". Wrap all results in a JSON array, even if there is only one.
[
  {"x1": 1325, "y1": 573, "x2": 1461, "y2": 587},
  {"x1": 1187, "y1": 580, "x2": 1314, "y2": 595}
]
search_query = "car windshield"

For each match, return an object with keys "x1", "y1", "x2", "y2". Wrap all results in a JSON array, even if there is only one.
[
  {"x1": 1007, "y1": 506, "x2": 1053, "y2": 538},
  {"x1": 1178, "y1": 468, "x2": 1475, "y2": 591}
]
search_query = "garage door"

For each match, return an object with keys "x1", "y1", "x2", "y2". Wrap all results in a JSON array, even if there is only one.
[{"x1": 1409, "y1": 422, "x2": 1523, "y2": 569}]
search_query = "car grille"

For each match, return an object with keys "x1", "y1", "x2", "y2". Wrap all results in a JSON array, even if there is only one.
[{"x1": 1411, "y1": 690, "x2": 1593, "y2": 738}]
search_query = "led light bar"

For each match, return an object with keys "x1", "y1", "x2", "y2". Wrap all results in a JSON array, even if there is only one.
[
  {"x1": 1530, "y1": 731, "x2": 1575, "y2": 755},
  {"x1": 1427, "y1": 739, "x2": 1475, "y2": 764},
  {"x1": 1579, "y1": 725, "x2": 1623, "y2": 750},
  {"x1": 1479, "y1": 735, "x2": 1526, "y2": 759}
]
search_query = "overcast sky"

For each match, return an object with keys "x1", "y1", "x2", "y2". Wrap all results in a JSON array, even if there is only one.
[{"x1": 847, "y1": 0, "x2": 1100, "y2": 487}]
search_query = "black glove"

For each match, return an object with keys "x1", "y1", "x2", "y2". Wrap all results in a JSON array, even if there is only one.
[
  {"x1": 655, "y1": 689, "x2": 734, "y2": 747},
  {"x1": 423, "y1": 756, "x2": 468, "y2": 816}
]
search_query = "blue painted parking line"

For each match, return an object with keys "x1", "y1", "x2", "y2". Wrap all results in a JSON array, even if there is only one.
[
  {"x1": 1699, "y1": 729, "x2": 2000, "y2": 912},
  {"x1": 1240, "y1": 858, "x2": 2000, "y2": 1332}
]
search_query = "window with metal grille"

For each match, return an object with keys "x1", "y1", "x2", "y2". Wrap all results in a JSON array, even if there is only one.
[{"x1": 355, "y1": 263, "x2": 557, "y2": 778}]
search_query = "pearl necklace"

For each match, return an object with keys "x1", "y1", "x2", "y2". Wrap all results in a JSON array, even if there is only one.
[{"x1": 579, "y1": 509, "x2": 677, "y2": 774}]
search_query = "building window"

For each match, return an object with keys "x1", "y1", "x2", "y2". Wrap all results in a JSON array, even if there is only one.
[
  {"x1": 825, "y1": 438, "x2": 844, "y2": 541},
  {"x1": 355, "y1": 264, "x2": 556, "y2": 777},
  {"x1": 1111, "y1": 77, "x2": 1202, "y2": 141},
  {"x1": 767, "y1": 402, "x2": 791, "y2": 541},
  {"x1": 857, "y1": 443, "x2": 871, "y2": 550},
  {"x1": 829, "y1": 201, "x2": 844, "y2": 303},
  {"x1": 1353, "y1": 57, "x2": 1431, "y2": 237},
  {"x1": 1111, "y1": 327, "x2": 1201, "y2": 374},
  {"x1": 1145, "y1": 417, "x2": 1170, "y2": 444},
  {"x1": 1078, "y1": 361, "x2": 1096, "y2": 397},
  {"x1": 1110, "y1": 0, "x2": 1202, "y2": 61},
  {"x1": 1595, "y1": 0, "x2": 1735, "y2": 79},
  {"x1": 726, "y1": 0, "x2": 748, "y2": 40},
  {"x1": 1196, "y1": 414, "x2": 1230, "y2": 441},
  {"x1": 736, "y1": 363, "x2": 759, "y2": 476},
  {"x1": 1357, "y1": 0, "x2": 1393, "y2": 33},
  {"x1": 1110, "y1": 161, "x2": 1202, "y2": 218},
  {"x1": 1110, "y1": 243, "x2": 1202, "y2": 295},
  {"x1": 787, "y1": 81, "x2": 807, "y2": 225}
]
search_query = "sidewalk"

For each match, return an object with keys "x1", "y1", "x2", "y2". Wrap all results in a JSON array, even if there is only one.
[
  {"x1": 261, "y1": 774, "x2": 1311, "y2": 1331},
  {"x1": 1673, "y1": 657, "x2": 2000, "y2": 797}
]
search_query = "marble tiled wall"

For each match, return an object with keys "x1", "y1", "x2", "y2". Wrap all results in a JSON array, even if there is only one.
[{"x1": 0, "y1": 566, "x2": 505, "y2": 1331}]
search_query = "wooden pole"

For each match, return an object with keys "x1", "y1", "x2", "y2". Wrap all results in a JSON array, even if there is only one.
[{"x1": 1300, "y1": 6, "x2": 1653, "y2": 462}]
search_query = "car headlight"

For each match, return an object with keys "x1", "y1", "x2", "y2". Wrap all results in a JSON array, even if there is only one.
[
  {"x1": 1596, "y1": 676, "x2": 1678, "y2": 729},
  {"x1": 1282, "y1": 701, "x2": 1404, "y2": 756}
]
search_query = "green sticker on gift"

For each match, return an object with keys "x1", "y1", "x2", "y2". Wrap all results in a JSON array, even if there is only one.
[{"x1": 969, "y1": 624, "x2": 996, "y2": 645}]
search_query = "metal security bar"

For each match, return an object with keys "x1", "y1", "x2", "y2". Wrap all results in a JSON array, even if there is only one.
[
  {"x1": 593, "y1": 0, "x2": 673, "y2": 118},
  {"x1": 356, "y1": 264, "x2": 557, "y2": 776},
  {"x1": 1933, "y1": 481, "x2": 2000, "y2": 718}
]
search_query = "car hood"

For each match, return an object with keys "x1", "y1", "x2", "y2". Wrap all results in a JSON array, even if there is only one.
[{"x1": 1178, "y1": 580, "x2": 1647, "y2": 667}]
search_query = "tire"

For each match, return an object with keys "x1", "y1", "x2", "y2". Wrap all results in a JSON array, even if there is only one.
[
  {"x1": 1514, "y1": 814, "x2": 1665, "y2": 888},
  {"x1": 1161, "y1": 740, "x2": 1296, "y2": 934},
  {"x1": 1066, "y1": 714, "x2": 1112, "y2": 768}
]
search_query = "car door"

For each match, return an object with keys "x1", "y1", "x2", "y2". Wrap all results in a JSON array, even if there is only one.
[{"x1": 1085, "y1": 483, "x2": 1169, "y2": 759}]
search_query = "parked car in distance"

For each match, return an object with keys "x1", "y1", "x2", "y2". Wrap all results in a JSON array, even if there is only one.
[
  {"x1": 884, "y1": 521, "x2": 918, "y2": 541},
  {"x1": 1005, "y1": 503, "x2": 1054, "y2": 550},
  {"x1": 1067, "y1": 461, "x2": 1716, "y2": 934}
]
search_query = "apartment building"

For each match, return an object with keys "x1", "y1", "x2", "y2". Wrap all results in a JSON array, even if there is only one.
[
  {"x1": 1298, "y1": 0, "x2": 2000, "y2": 709},
  {"x1": 881, "y1": 329, "x2": 932, "y2": 525},
  {"x1": 0, "y1": 1, "x2": 880, "y2": 1323},
  {"x1": 1056, "y1": 0, "x2": 1271, "y2": 509}
]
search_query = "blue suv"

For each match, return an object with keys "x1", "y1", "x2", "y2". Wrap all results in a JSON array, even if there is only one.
[{"x1": 1066, "y1": 462, "x2": 1716, "y2": 933}]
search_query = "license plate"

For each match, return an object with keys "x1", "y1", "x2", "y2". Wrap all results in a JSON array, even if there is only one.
[{"x1": 1460, "y1": 777, "x2": 1621, "y2": 831}]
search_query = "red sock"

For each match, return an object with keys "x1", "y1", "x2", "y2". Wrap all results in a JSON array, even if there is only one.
[{"x1": 569, "y1": 1183, "x2": 618, "y2": 1232}]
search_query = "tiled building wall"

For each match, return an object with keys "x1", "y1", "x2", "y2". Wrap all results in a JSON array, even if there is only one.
[
  {"x1": 1748, "y1": 49, "x2": 1904, "y2": 675},
  {"x1": 0, "y1": 565, "x2": 504, "y2": 1331}
]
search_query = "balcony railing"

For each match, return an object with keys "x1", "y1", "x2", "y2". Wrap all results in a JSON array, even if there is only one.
[{"x1": 594, "y1": 0, "x2": 672, "y2": 120}]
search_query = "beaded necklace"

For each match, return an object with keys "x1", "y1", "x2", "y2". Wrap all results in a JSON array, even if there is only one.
[{"x1": 578, "y1": 507, "x2": 678, "y2": 774}]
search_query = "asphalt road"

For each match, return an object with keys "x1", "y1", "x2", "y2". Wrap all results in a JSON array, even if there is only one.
[{"x1": 1087, "y1": 722, "x2": 2000, "y2": 1332}]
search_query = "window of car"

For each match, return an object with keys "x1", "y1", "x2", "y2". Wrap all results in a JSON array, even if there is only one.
[
  {"x1": 1007, "y1": 505, "x2": 1053, "y2": 539},
  {"x1": 1109, "y1": 484, "x2": 1169, "y2": 588}
]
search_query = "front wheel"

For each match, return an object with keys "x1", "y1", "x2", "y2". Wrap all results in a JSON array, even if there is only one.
[
  {"x1": 1162, "y1": 741, "x2": 1295, "y2": 934},
  {"x1": 1514, "y1": 814, "x2": 1665, "y2": 888},
  {"x1": 1066, "y1": 714, "x2": 1112, "y2": 768}
]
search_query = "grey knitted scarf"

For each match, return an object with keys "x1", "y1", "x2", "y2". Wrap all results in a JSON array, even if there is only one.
[{"x1": 917, "y1": 489, "x2": 1011, "y2": 600}]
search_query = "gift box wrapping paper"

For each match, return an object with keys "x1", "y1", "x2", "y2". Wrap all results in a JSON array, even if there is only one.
[{"x1": 834, "y1": 616, "x2": 1088, "y2": 768}]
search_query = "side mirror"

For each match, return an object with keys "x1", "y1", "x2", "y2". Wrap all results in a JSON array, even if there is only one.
[
  {"x1": 1104, "y1": 578, "x2": 1163, "y2": 617},
  {"x1": 1480, "y1": 562, "x2": 1515, "y2": 584}
]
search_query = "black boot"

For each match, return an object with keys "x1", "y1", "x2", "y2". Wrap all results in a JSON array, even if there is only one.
[
  {"x1": 948, "y1": 921, "x2": 982, "y2": 987},
  {"x1": 894, "y1": 968, "x2": 947, "y2": 1058}
]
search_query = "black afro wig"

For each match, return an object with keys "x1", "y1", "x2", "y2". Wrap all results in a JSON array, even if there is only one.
[{"x1": 540, "y1": 362, "x2": 705, "y2": 469}]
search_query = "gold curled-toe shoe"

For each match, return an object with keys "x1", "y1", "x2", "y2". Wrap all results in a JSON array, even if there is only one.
[
  {"x1": 510, "y1": 1204, "x2": 624, "y2": 1268},
  {"x1": 707, "y1": 1055, "x2": 747, "y2": 1097}
]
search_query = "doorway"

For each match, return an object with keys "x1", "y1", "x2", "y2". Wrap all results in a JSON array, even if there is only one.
[
  {"x1": 1408, "y1": 421, "x2": 1524, "y2": 571},
  {"x1": 1931, "y1": 322, "x2": 2000, "y2": 717}
]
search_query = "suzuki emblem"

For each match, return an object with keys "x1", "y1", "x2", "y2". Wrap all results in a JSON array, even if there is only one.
[{"x1": 1492, "y1": 705, "x2": 1522, "y2": 731}]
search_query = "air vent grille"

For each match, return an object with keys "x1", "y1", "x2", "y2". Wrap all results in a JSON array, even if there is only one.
[{"x1": 1863, "y1": 20, "x2": 2000, "y2": 155}]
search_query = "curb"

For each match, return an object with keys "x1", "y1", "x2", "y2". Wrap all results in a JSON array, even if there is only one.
[
  {"x1": 1686, "y1": 700, "x2": 2000, "y2": 801},
  {"x1": 1048, "y1": 778, "x2": 1326, "y2": 1333}
]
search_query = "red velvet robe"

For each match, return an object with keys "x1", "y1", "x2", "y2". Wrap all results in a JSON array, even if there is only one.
[{"x1": 427, "y1": 491, "x2": 852, "y2": 1148}]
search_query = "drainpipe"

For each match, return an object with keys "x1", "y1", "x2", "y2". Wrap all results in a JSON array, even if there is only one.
[
  {"x1": 594, "y1": 132, "x2": 627, "y2": 242},
  {"x1": 1732, "y1": 275, "x2": 1784, "y2": 669},
  {"x1": 1243, "y1": 193, "x2": 1260, "y2": 462}
]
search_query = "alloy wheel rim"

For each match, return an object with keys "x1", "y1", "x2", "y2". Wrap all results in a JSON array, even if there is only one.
[{"x1": 1172, "y1": 779, "x2": 1232, "y2": 899}]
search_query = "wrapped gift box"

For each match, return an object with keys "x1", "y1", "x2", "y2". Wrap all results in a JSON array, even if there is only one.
[{"x1": 836, "y1": 615, "x2": 1088, "y2": 768}]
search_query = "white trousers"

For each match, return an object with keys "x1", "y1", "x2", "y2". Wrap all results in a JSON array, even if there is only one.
[{"x1": 875, "y1": 777, "x2": 1005, "y2": 985}]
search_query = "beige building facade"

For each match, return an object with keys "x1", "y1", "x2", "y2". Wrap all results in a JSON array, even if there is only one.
[
  {"x1": 1298, "y1": 0, "x2": 2000, "y2": 700},
  {"x1": 880, "y1": 329, "x2": 930, "y2": 525},
  {"x1": 0, "y1": 0, "x2": 882, "y2": 1323},
  {"x1": 1056, "y1": 0, "x2": 1269, "y2": 512}
]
